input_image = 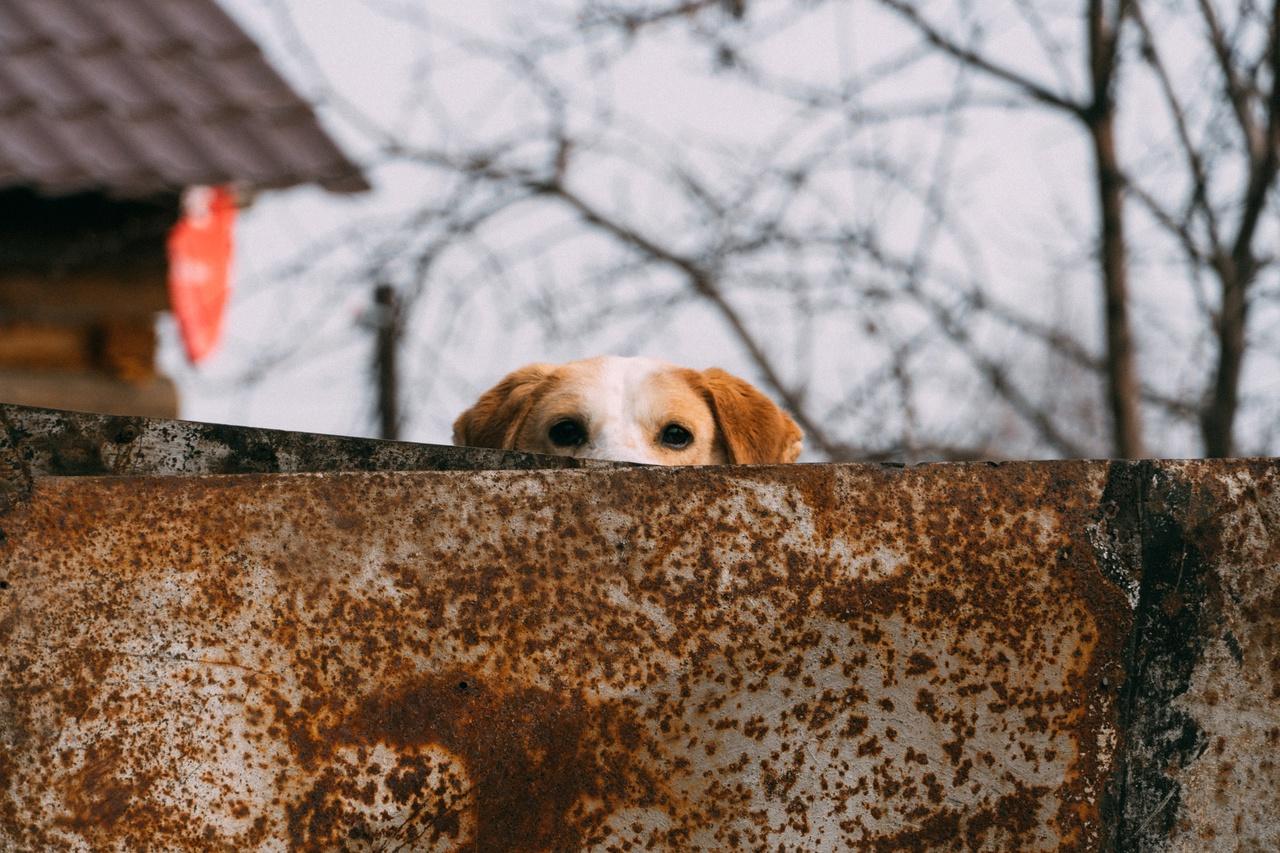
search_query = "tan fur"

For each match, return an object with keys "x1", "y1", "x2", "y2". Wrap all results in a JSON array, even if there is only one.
[
  {"x1": 453, "y1": 357, "x2": 802, "y2": 465},
  {"x1": 695, "y1": 368, "x2": 804, "y2": 463},
  {"x1": 451, "y1": 363, "x2": 555, "y2": 450}
]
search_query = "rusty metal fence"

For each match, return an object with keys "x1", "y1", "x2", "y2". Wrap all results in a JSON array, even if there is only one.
[{"x1": 0, "y1": 403, "x2": 1276, "y2": 851}]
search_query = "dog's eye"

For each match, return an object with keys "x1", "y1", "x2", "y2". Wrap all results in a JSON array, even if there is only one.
[
  {"x1": 548, "y1": 418, "x2": 587, "y2": 447},
  {"x1": 660, "y1": 423, "x2": 693, "y2": 449}
]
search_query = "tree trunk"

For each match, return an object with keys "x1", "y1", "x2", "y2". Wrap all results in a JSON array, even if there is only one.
[
  {"x1": 1088, "y1": 0, "x2": 1145, "y2": 459},
  {"x1": 1089, "y1": 118, "x2": 1145, "y2": 458},
  {"x1": 1202, "y1": 257, "x2": 1248, "y2": 458},
  {"x1": 1201, "y1": 3, "x2": 1280, "y2": 457}
]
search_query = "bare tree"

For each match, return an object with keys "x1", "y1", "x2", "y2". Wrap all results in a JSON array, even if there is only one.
[
  {"x1": 1127, "y1": 1, "x2": 1280, "y2": 457},
  {"x1": 224, "y1": 0, "x2": 1280, "y2": 461},
  {"x1": 880, "y1": 0, "x2": 1144, "y2": 456},
  {"x1": 881, "y1": 0, "x2": 1280, "y2": 458}
]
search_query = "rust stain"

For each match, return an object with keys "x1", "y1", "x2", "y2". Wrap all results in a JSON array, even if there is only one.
[
  {"x1": 55, "y1": 742, "x2": 159, "y2": 836},
  {"x1": 0, "y1": 457, "x2": 1162, "y2": 850},
  {"x1": 282, "y1": 673, "x2": 668, "y2": 850}
]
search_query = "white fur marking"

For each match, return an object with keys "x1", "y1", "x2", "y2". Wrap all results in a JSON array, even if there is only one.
[{"x1": 583, "y1": 356, "x2": 670, "y2": 464}]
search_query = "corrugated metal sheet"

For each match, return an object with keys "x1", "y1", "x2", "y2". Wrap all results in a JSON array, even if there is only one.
[
  {"x1": 0, "y1": 405, "x2": 1275, "y2": 850},
  {"x1": 0, "y1": 0, "x2": 367, "y2": 196}
]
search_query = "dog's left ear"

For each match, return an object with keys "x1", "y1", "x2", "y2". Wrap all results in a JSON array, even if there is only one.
[{"x1": 698, "y1": 368, "x2": 803, "y2": 463}]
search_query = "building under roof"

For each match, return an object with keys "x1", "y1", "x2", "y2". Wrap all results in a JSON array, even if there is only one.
[{"x1": 0, "y1": 0, "x2": 367, "y2": 418}]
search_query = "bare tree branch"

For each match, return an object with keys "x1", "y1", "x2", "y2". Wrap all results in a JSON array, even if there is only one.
[
  {"x1": 876, "y1": 0, "x2": 1089, "y2": 117},
  {"x1": 225, "y1": 0, "x2": 1280, "y2": 462},
  {"x1": 1196, "y1": 0, "x2": 1264, "y2": 158},
  {"x1": 1130, "y1": 0, "x2": 1223, "y2": 249},
  {"x1": 1203, "y1": 0, "x2": 1280, "y2": 456},
  {"x1": 1085, "y1": 0, "x2": 1146, "y2": 457}
]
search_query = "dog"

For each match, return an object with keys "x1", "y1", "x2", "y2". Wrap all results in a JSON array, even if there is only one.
[{"x1": 453, "y1": 356, "x2": 803, "y2": 464}]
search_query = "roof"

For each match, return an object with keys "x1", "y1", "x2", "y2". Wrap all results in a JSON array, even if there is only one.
[{"x1": 0, "y1": 0, "x2": 368, "y2": 197}]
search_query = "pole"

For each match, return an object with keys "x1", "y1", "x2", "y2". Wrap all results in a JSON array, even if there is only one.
[{"x1": 373, "y1": 284, "x2": 400, "y2": 441}]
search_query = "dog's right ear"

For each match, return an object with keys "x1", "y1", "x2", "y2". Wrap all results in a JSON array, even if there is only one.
[
  {"x1": 698, "y1": 368, "x2": 803, "y2": 463},
  {"x1": 452, "y1": 364, "x2": 555, "y2": 450}
]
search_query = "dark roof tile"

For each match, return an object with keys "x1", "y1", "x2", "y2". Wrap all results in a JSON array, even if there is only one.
[
  {"x1": 261, "y1": 114, "x2": 357, "y2": 174},
  {"x1": 47, "y1": 112, "x2": 152, "y2": 182},
  {"x1": 5, "y1": 50, "x2": 95, "y2": 114},
  {"x1": 11, "y1": 0, "x2": 113, "y2": 53},
  {"x1": 112, "y1": 115, "x2": 218, "y2": 183},
  {"x1": 94, "y1": 1, "x2": 183, "y2": 53},
  {"x1": 0, "y1": 3, "x2": 41, "y2": 53},
  {"x1": 146, "y1": 0, "x2": 255, "y2": 55},
  {"x1": 144, "y1": 51, "x2": 241, "y2": 117},
  {"x1": 0, "y1": 0, "x2": 367, "y2": 196},
  {"x1": 202, "y1": 52, "x2": 303, "y2": 113},
  {"x1": 68, "y1": 50, "x2": 167, "y2": 118},
  {"x1": 0, "y1": 63, "x2": 33, "y2": 114},
  {"x1": 0, "y1": 112, "x2": 81, "y2": 185},
  {"x1": 200, "y1": 118, "x2": 293, "y2": 184}
]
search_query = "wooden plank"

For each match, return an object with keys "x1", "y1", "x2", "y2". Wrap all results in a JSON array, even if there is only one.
[
  {"x1": 0, "y1": 369, "x2": 176, "y2": 418},
  {"x1": 0, "y1": 323, "x2": 90, "y2": 371},
  {"x1": 92, "y1": 319, "x2": 159, "y2": 381},
  {"x1": 0, "y1": 270, "x2": 169, "y2": 322},
  {"x1": 0, "y1": 320, "x2": 159, "y2": 379}
]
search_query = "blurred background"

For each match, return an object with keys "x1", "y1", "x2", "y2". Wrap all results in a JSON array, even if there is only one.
[{"x1": 4, "y1": 0, "x2": 1280, "y2": 462}]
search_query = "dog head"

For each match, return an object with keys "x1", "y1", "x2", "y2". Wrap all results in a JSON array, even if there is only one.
[{"x1": 452, "y1": 356, "x2": 803, "y2": 465}]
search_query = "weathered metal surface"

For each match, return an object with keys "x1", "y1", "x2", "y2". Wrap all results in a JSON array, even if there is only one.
[
  {"x1": 0, "y1": 403, "x2": 618, "y2": 477},
  {"x1": 1108, "y1": 462, "x2": 1280, "y2": 851},
  {"x1": 0, "y1": 405, "x2": 1274, "y2": 850},
  {"x1": 0, "y1": 456, "x2": 1128, "y2": 850}
]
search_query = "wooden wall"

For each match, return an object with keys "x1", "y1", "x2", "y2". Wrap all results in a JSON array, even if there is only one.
[{"x1": 0, "y1": 190, "x2": 179, "y2": 418}]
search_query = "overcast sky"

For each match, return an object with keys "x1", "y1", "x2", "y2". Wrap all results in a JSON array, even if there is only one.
[{"x1": 162, "y1": 1, "x2": 1221, "y2": 456}]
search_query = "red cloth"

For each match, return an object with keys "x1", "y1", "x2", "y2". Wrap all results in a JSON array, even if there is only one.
[{"x1": 168, "y1": 186, "x2": 235, "y2": 363}]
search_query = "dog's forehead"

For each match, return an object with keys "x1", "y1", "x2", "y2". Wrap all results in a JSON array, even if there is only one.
[
  {"x1": 551, "y1": 357, "x2": 707, "y2": 419},
  {"x1": 582, "y1": 355, "x2": 669, "y2": 382},
  {"x1": 557, "y1": 356, "x2": 668, "y2": 394}
]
